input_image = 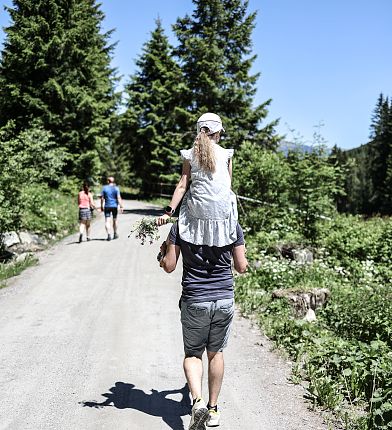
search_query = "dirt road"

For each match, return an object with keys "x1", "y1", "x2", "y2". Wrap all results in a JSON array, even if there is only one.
[{"x1": 0, "y1": 201, "x2": 329, "y2": 430}]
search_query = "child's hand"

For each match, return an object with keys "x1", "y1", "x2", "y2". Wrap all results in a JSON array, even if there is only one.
[{"x1": 157, "y1": 214, "x2": 170, "y2": 226}]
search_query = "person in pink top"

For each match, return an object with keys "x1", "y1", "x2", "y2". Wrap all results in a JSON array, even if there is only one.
[{"x1": 78, "y1": 182, "x2": 97, "y2": 243}]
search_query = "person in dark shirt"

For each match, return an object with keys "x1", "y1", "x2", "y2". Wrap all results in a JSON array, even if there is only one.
[{"x1": 159, "y1": 221, "x2": 248, "y2": 429}]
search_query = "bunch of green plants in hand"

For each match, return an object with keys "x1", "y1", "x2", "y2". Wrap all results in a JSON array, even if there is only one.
[{"x1": 129, "y1": 216, "x2": 175, "y2": 245}]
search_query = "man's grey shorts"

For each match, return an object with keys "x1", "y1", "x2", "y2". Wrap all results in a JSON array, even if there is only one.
[{"x1": 180, "y1": 298, "x2": 235, "y2": 357}]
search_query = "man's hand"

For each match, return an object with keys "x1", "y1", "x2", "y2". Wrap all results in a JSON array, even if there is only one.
[
  {"x1": 159, "y1": 239, "x2": 180, "y2": 273},
  {"x1": 158, "y1": 241, "x2": 168, "y2": 267},
  {"x1": 160, "y1": 240, "x2": 168, "y2": 255},
  {"x1": 157, "y1": 214, "x2": 170, "y2": 226}
]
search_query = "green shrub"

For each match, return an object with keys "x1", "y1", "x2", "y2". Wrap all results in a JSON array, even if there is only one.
[
  {"x1": 370, "y1": 383, "x2": 392, "y2": 429},
  {"x1": 286, "y1": 146, "x2": 345, "y2": 241},
  {"x1": 58, "y1": 177, "x2": 82, "y2": 196},
  {"x1": 233, "y1": 143, "x2": 291, "y2": 233},
  {"x1": 0, "y1": 123, "x2": 66, "y2": 244},
  {"x1": 372, "y1": 220, "x2": 392, "y2": 264},
  {"x1": 235, "y1": 243, "x2": 392, "y2": 429},
  {"x1": 21, "y1": 184, "x2": 78, "y2": 235},
  {"x1": 320, "y1": 282, "x2": 392, "y2": 347},
  {"x1": 316, "y1": 214, "x2": 384, "y2": 267}
]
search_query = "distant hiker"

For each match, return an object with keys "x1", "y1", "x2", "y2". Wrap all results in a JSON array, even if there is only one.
[
  {"x1": 78, "y1": 182, "x2": 97, "y2": 243},
  {"x1": 158, "y1": 220, "x2": 248, "y2": 429},
  {"x1": 157, "y1": 113, "x2": 238, "y2": 247},
  {"x1": 100, "y1": 176, "x2": 124, "y2": 241}
]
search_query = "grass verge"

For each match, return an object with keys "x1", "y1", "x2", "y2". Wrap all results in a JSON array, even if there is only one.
[
  {"x1": 0, "y1": 185, "x2": 79, "y2": 288},
  {"x1": 0, "y1": 255, "x2": 38, "y2": 289},
  {"x1": 235, "y1": 238, "x2": 392, "y2": 430}
]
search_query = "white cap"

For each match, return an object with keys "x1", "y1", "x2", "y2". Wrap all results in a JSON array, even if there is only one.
[{"x1": 196, "y1": 112, "x2": 225, "y2": 135}]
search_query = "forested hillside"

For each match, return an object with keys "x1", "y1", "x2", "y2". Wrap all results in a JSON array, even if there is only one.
[{"x1": 329, "y1": 94, "x2": 392, "y2": 215}]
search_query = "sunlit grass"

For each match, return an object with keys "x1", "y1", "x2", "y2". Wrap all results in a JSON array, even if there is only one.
[{"x1": 0, "y1": 255, "x2": 38, "y2": 288}]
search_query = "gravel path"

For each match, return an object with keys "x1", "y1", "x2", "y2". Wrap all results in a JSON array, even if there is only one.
[{"x1": 0, "y1": 200, "x2": 330, "y2": 430}]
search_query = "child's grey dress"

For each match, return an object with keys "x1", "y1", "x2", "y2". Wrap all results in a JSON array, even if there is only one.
[{"x1": 179, "y1": 143, "x2": 238, "y2": 247}]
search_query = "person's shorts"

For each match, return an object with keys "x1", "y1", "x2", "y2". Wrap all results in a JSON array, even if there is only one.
[
  {"x1": 104, "y1": 207, "x2": 118, "y2": 219},
  {"x1": 79, "y1": 208, "x2": 92, "y2": 221},
  {"x1": 180, "y1": 298, "x2": 234, "y2": 358}
]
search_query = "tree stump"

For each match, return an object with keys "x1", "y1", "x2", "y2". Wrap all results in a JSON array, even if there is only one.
[
  {"x1": 272, "y1": 288, "x2": 330, "y2": 321},
  {"x1": 271, "y1": 244, "x2": 314, "y2": 264}
]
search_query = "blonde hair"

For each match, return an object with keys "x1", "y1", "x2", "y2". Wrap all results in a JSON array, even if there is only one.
[{"x1": 193, "y1": 127, "x2": 218, "y2": 173}]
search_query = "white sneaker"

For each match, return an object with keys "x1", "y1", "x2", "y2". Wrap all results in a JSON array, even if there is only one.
[
  {"x1": 206, "y1": 409, "x2": 221, "y2": 427},
  {"x1": 189, "y1": 398, "x2": 209, "y2": 430}
]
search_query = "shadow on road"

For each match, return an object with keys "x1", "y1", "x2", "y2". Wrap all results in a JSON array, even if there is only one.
[
  {"x1": 65, "y1": 238, "x2": 108, "y2": 245},
  {"x1": 80, "y1": 382, "x2": 191, "y2": 430},
  {"x1": 123, "y1": 208, "x2": 163, "y2": 217}
]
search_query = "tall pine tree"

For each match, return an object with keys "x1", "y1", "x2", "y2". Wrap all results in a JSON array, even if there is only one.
[
  {"x1": 328, "y1": 145, "x2": 350, "y2": 212},
  {"x1": 173, "y1": 0, "x2": 279, "y2": 149},
  {"x1": 380, "y1": 98, "x2": 392, "y2": 213},
  {"x1": 343, "y1": 144, "x2": 373, "y2": 214},
  {"x1": 118, "y1": 19, "x2": 183, "y2": 193},
  {"x1": 368, "y1": 94, "x2": 392, "y2": 213},
  {"x1": 0, "y1": 0, "x2": 118, "y2": 179}
]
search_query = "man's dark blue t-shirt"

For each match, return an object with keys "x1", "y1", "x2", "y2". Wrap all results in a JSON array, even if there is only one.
[{"x1": 169, "y1": 222, "x2": 244, "y2": 303}]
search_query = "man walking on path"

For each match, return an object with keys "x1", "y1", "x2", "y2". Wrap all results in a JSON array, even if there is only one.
[
  {"x1": 100, "y1": 176, "x2": 124, "y2": 241},
  {"x1": 159, "y1": 221, "x2": 248, "y2": 429}
]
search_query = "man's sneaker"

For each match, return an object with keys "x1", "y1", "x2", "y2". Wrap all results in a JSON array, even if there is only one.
[
  {"x1": 86, "y1": 237, "x2": 91, "y2": 242},
  {"x1": 189, "y1": 398, "x2": 208, "y2": 430},
  {"x1": 113, "y1": 232, "x2": 119, "y2": 239},
  {"x1": 206, "y1": 408, "x2": 221, "y2": 427},
  {"x1": 78, "y1": 234, "x2": 83, "y2": 243},
  {"x1": 107, "y1": 235, "x2": 112, "y2": 241}
]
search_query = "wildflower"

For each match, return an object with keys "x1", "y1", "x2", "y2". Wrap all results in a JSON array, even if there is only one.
[{"x1": 129, "y1": 216, "x2": 175, "y2": 245}]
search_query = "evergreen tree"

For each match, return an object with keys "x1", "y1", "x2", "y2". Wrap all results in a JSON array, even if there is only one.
[
  {"x1": 0, "y1": 0, "x2": 118, "y2": 179},
  {"x1": 381, "y1": 99, "x2": 392, "y2": 213},
  {"x1": 287, "y1": 147, "x2": 344, "y2": 240},
  {"x1": 344, "y1": 144, "x2": 373, "y2": 214},
  {"x1": 118, "y1": 19, "x2": 183, "y2": 193},
  {"x1": 368, "y1": 94, "x2": 392, "y2": 213},
  {"x1": 328, "y1": 145, "x2": 350, "y2": 212},
  {"x1": 173, "y1": 0, "x2": 279, "y2": 149}
]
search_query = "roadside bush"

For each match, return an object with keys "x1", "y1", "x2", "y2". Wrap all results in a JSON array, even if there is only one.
[
  {"x1": 234, "y1": 141, "x2": 345, "y2": 243},
  {"x1": 370, "y1": 379, "x2": 392, "y2": 429},
  {"x1": 233, "y1": 142, "x2": 291, "y2": 233},
  {"x1": 21, "y1": 184, "x2": 78, "y2": 235},
  {"x1": 244, "y1": 213, "x2": 304, "y2": 259},
  {"x1": 235, "y1": 239, "x2": 392, "y2": 429},
  {"x1": 58, "y1": 176, "x2": 83, "y2": 196},
  {"x1": 237, "y1": 256, "x2": 341, "y2": 295},
  {"x1": 316, "y1": 214, "x2": 384, "y2": 267},
  {"x1": 0, "y1": 124, "x2": 28, "y2": 237},
  {"x1": 372, "y1": 220, "x2": 392, "y2": 264},
  {"x1": 320, "y1": 281, "x2": 392, "y2": 347},
  {"x1": 286, "y1": 147, "x2": 345, "y2": 241},
  {"x1": 311, "y1": 337, "x2": 392, "y2": 430},
  {"x1": 0, "y1": 123, "x2": 66, "y2": 245}
]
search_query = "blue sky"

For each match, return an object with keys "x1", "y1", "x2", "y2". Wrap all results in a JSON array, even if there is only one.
[{"x1": 1, "y1": 0, "x2": 391, "y2": 149}]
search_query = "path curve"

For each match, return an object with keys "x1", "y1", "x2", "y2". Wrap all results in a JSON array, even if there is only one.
[{"x1": 0, "y1": 200, "x2": 330, "y2": 430}]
